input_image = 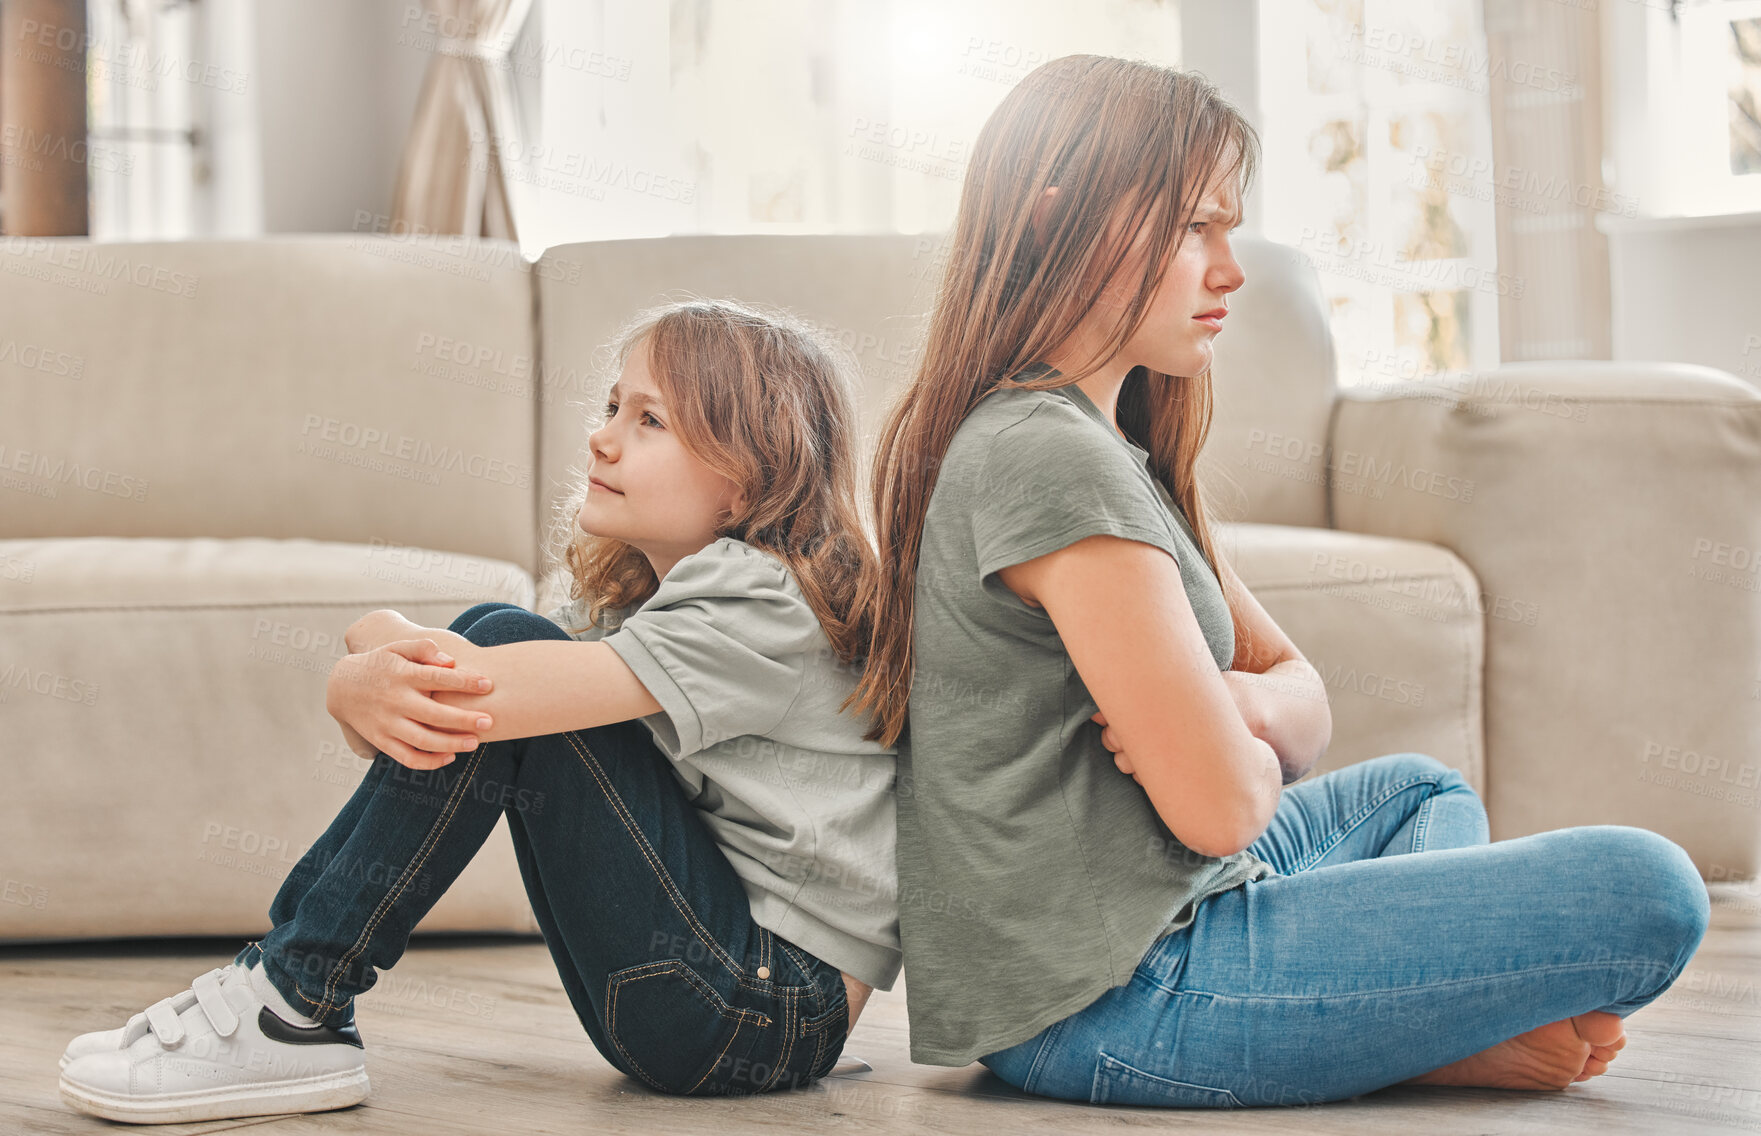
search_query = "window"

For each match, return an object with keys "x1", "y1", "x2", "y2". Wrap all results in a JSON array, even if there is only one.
[
  {"x1": 83, "y1": 0, "x2": 262, "y2": 239},
  {"x1": 526, "y1": 0, "x2": 1181, "y2": 251},
  {"x1": 1726, "y1": 15, "x2": 1760, "y2": 173},
  {"x1": 1653, "y1": 0, "x2": 1761, "y2": 214},
  {"x1": 1258, "y1": 0, "x2": 1500, "y2": 390},
  {"x1": 87, "y1": 0, "x2": 202, "y2": 238}
]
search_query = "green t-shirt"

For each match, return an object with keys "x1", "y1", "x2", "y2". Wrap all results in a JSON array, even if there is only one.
[
  {"x1": 546, "y1": 536, "x2": 901, "y2": 991},
  {"x1": 899, "y1": 364, "x2": 1274, "y2": 1066}
]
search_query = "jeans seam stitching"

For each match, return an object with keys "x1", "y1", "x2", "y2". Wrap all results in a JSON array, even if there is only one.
[
  {"x1": 686, "y1": 1015, "x2": 746, "y2": 1094},
  {"x1": 1175, "y1": 957, "x2": 1680, "y2": 1001},
  {"x1": 1288, "y1": 773, "x2": 1443, "y2": 873},
  {"x1": 559, "y1": 728, "x2": 743, "y2": 977},
  {"x1": 809, "y1": 1027, "x2": 828, "y2": 1083},
  {"x1": 775, "y1": 940, "x2": 817, "y2": 991},
  {"x1": 313, "y1": 749, "x2": 480, "y2": 1014},
  {"x1": 1095, "y1": 1048, "x2": 1244, "y2": 1106},
  {"x1": 763, "y1": 989, "x2": 797, "y2": 1091},
  {"x1": 301, "y1": 748, "x2": 484, "y2": 1017},
  {"x1": 607, "y1": 963, "x2": 690, "y2": 1093},
  {"x1": 1023, "y1": 1016, "x2": 1066, "y2": 1094},
  {"x1": 1410, "y1": 793, "x2": 1435, "y2": 853}
]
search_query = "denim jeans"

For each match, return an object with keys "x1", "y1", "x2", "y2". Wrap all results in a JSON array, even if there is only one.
[
  {"x1": 234, "y1": 602, "x2": 851, "y2": 1096},
  {"x1": 978, "y1": 752, "x2": 1711, "y2": 1107}
]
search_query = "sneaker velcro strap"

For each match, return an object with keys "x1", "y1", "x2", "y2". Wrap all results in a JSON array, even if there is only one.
[
  {"x1": 144, "y1": 998, "x2": 185, "y2": 1046},
  {"x1": 192, "y1": 969, "x2": 240, "y2": 1037}
]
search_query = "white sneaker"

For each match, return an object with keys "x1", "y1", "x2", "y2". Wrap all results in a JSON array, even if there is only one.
[
  {"x1": 59, "y1": 962, "x2": 369, "y2": 1124},
  {"x1": 60, "y1": 1023, "x2": 128, "y2": 1071},
  {"x1": 59, "y1": 964, "x2": 246, "y2": 1071}
]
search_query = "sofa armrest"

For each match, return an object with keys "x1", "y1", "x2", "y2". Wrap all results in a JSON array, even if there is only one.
[{"x1": 1327, "y1": 362, "x2": 1761, "y2": 879}]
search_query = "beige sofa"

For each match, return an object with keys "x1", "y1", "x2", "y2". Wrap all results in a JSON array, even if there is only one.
[{"x1": 3, "y1": 230, "x2": 1758, "y2": 943}]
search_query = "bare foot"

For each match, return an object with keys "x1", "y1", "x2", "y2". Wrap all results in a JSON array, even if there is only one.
[{"x1": 1399, "y1": 1011, "x2": 1628, "y2": 1091}]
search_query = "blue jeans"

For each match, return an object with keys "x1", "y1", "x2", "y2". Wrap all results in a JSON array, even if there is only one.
[
  {"x1": 978, "y1": 753, "x2": 1710, "y2": 1107},
  {"x1": 234, "y1": 603, "x2": 851, "y2": 1096}
]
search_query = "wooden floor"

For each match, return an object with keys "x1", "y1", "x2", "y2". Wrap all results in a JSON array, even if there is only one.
[{"x1": 6, "y1": 883, "x2": 1761, "y2": 1135}]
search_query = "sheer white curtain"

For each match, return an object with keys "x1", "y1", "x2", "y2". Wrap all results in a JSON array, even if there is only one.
[
  {"x1": 1480, "y1": 0, "x2": 1611, "y2": 361},
  {"x1": 389, "y1": 0, "x2": 535, "y2": 240}
]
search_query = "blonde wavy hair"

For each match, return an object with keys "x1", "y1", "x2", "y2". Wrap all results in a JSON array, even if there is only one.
[{"x1": 546, "y1": 297, "x2": 878, "y2": 671}]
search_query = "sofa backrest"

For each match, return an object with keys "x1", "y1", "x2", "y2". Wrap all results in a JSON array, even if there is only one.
[
  {"x1": 535, "y1": 231, "x2": 1338, "y2": 565},
  {"x1": 0, "y1": 235, "x2": 541, "y2": 573},
  {"x1": 1, "y1": 229, "x2": 1337, "y2": 579},
  {"x1": 534, "y1": 233, "x2": 936, "y2": 565},
  {"x1": 1203, "y1": 237, "x2": 1339, "y2": 529}
]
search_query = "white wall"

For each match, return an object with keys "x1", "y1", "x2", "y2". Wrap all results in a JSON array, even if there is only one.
[
  {"x1": 251, "y1": 0, "x2": 430, "y2": 233},
  {"x1": 1181, "y1": 0, "x2": 1262, "y2": 236},
  {"x1": 1602, "y1": 212, "x2": 1761, "y2": 389}
]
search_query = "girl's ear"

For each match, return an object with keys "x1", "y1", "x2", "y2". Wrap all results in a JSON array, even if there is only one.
[{"x1": 1029, "y1": 185, "x2": 1061, "y2": 248}]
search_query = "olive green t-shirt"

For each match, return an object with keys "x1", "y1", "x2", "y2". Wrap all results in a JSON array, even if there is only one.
[
  {"x1": 898, "y1": 364, "x2": 1274, "y2": 1066},
  {"x1": 546, "y1": 537, "x2": 901, "y2": 991}
]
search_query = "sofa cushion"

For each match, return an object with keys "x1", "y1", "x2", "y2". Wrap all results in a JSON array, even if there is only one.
[
  {"x1": 0, "y1": 536, "x2": 538, "y2": 942},
  {"x1": 0, "y1": 236, "x2": 540, "y2": 573},
  {"x1": 1221, "y1": 523, "x2": 1485, "y2": 793}
]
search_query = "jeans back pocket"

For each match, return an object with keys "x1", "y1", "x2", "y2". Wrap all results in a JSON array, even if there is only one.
[
  {"x1": 798, "y1": 994, "x2": 851, "y2": 1080},
  {"x1": 605, "y1": 958, "x2": 772, "y2": 1095},
  {"x1": 1090, "y1": 1049, "x2": 1245, "y2": 1108}
]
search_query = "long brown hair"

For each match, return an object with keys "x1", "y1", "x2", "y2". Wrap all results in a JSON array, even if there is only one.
[
  {"x1": 548, "y1": 298, "x2": 877, "y2": 667},
  {"x1": 844, "y1": 55, "x2": 1260, "y2": 747}
]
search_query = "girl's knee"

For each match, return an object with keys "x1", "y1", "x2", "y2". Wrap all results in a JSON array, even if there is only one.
[
  {"x1": 449, "y1": 601, "x2": 522, "y2": 635},
  {"x1": 1576, "y1": 826, "x2": 1711, "y2": 948},
  {"x1": 1380, "y1": 752, "x2": 1455, "y2": 784},
  {"x1": 460, "y1": 606, "x2": 568, "y2": 647}
]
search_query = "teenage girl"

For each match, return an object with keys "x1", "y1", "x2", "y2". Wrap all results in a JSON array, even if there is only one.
[
  {"x1": 846, "y1": 54, "x2": 1708, "y2": 1107},
  {"x1": 59, "y1": 298, "x2": 899, "y2": 1122}
]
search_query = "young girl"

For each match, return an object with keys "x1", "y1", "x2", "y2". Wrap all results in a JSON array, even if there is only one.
[
  {"x1": 59, "y1": 298, "x2": 899, "y2": 1122},
  {"x1": 846, "y1": 54, "x2": 1709, "y2": 1107}
]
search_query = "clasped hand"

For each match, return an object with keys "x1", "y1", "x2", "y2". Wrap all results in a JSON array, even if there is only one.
[
  {"x1": 326, "y1": 637, "x2": 496, "y2": 771},
  {"x1": 1090, "y1": 670, "x2": 1265, "y2": 784}
]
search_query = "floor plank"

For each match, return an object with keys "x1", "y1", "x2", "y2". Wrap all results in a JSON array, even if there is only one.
[{"x1": 2, "y1": 884, "x2": 1757, "y2": 1133}]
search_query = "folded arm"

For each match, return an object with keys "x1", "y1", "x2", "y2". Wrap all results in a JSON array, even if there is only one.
[
  {"x1": 425, "y1": 638, "x2": 662, "y2": 743},
  {"x1": 1214, "y1": 554, "x2": 1332, "y2": 784},
  {"x1": 998, "y1": 534, "x2": 1283, "y2": 859},
  {"x1": 349, "y1": 607, "x2": 662, "y2": 742}
]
